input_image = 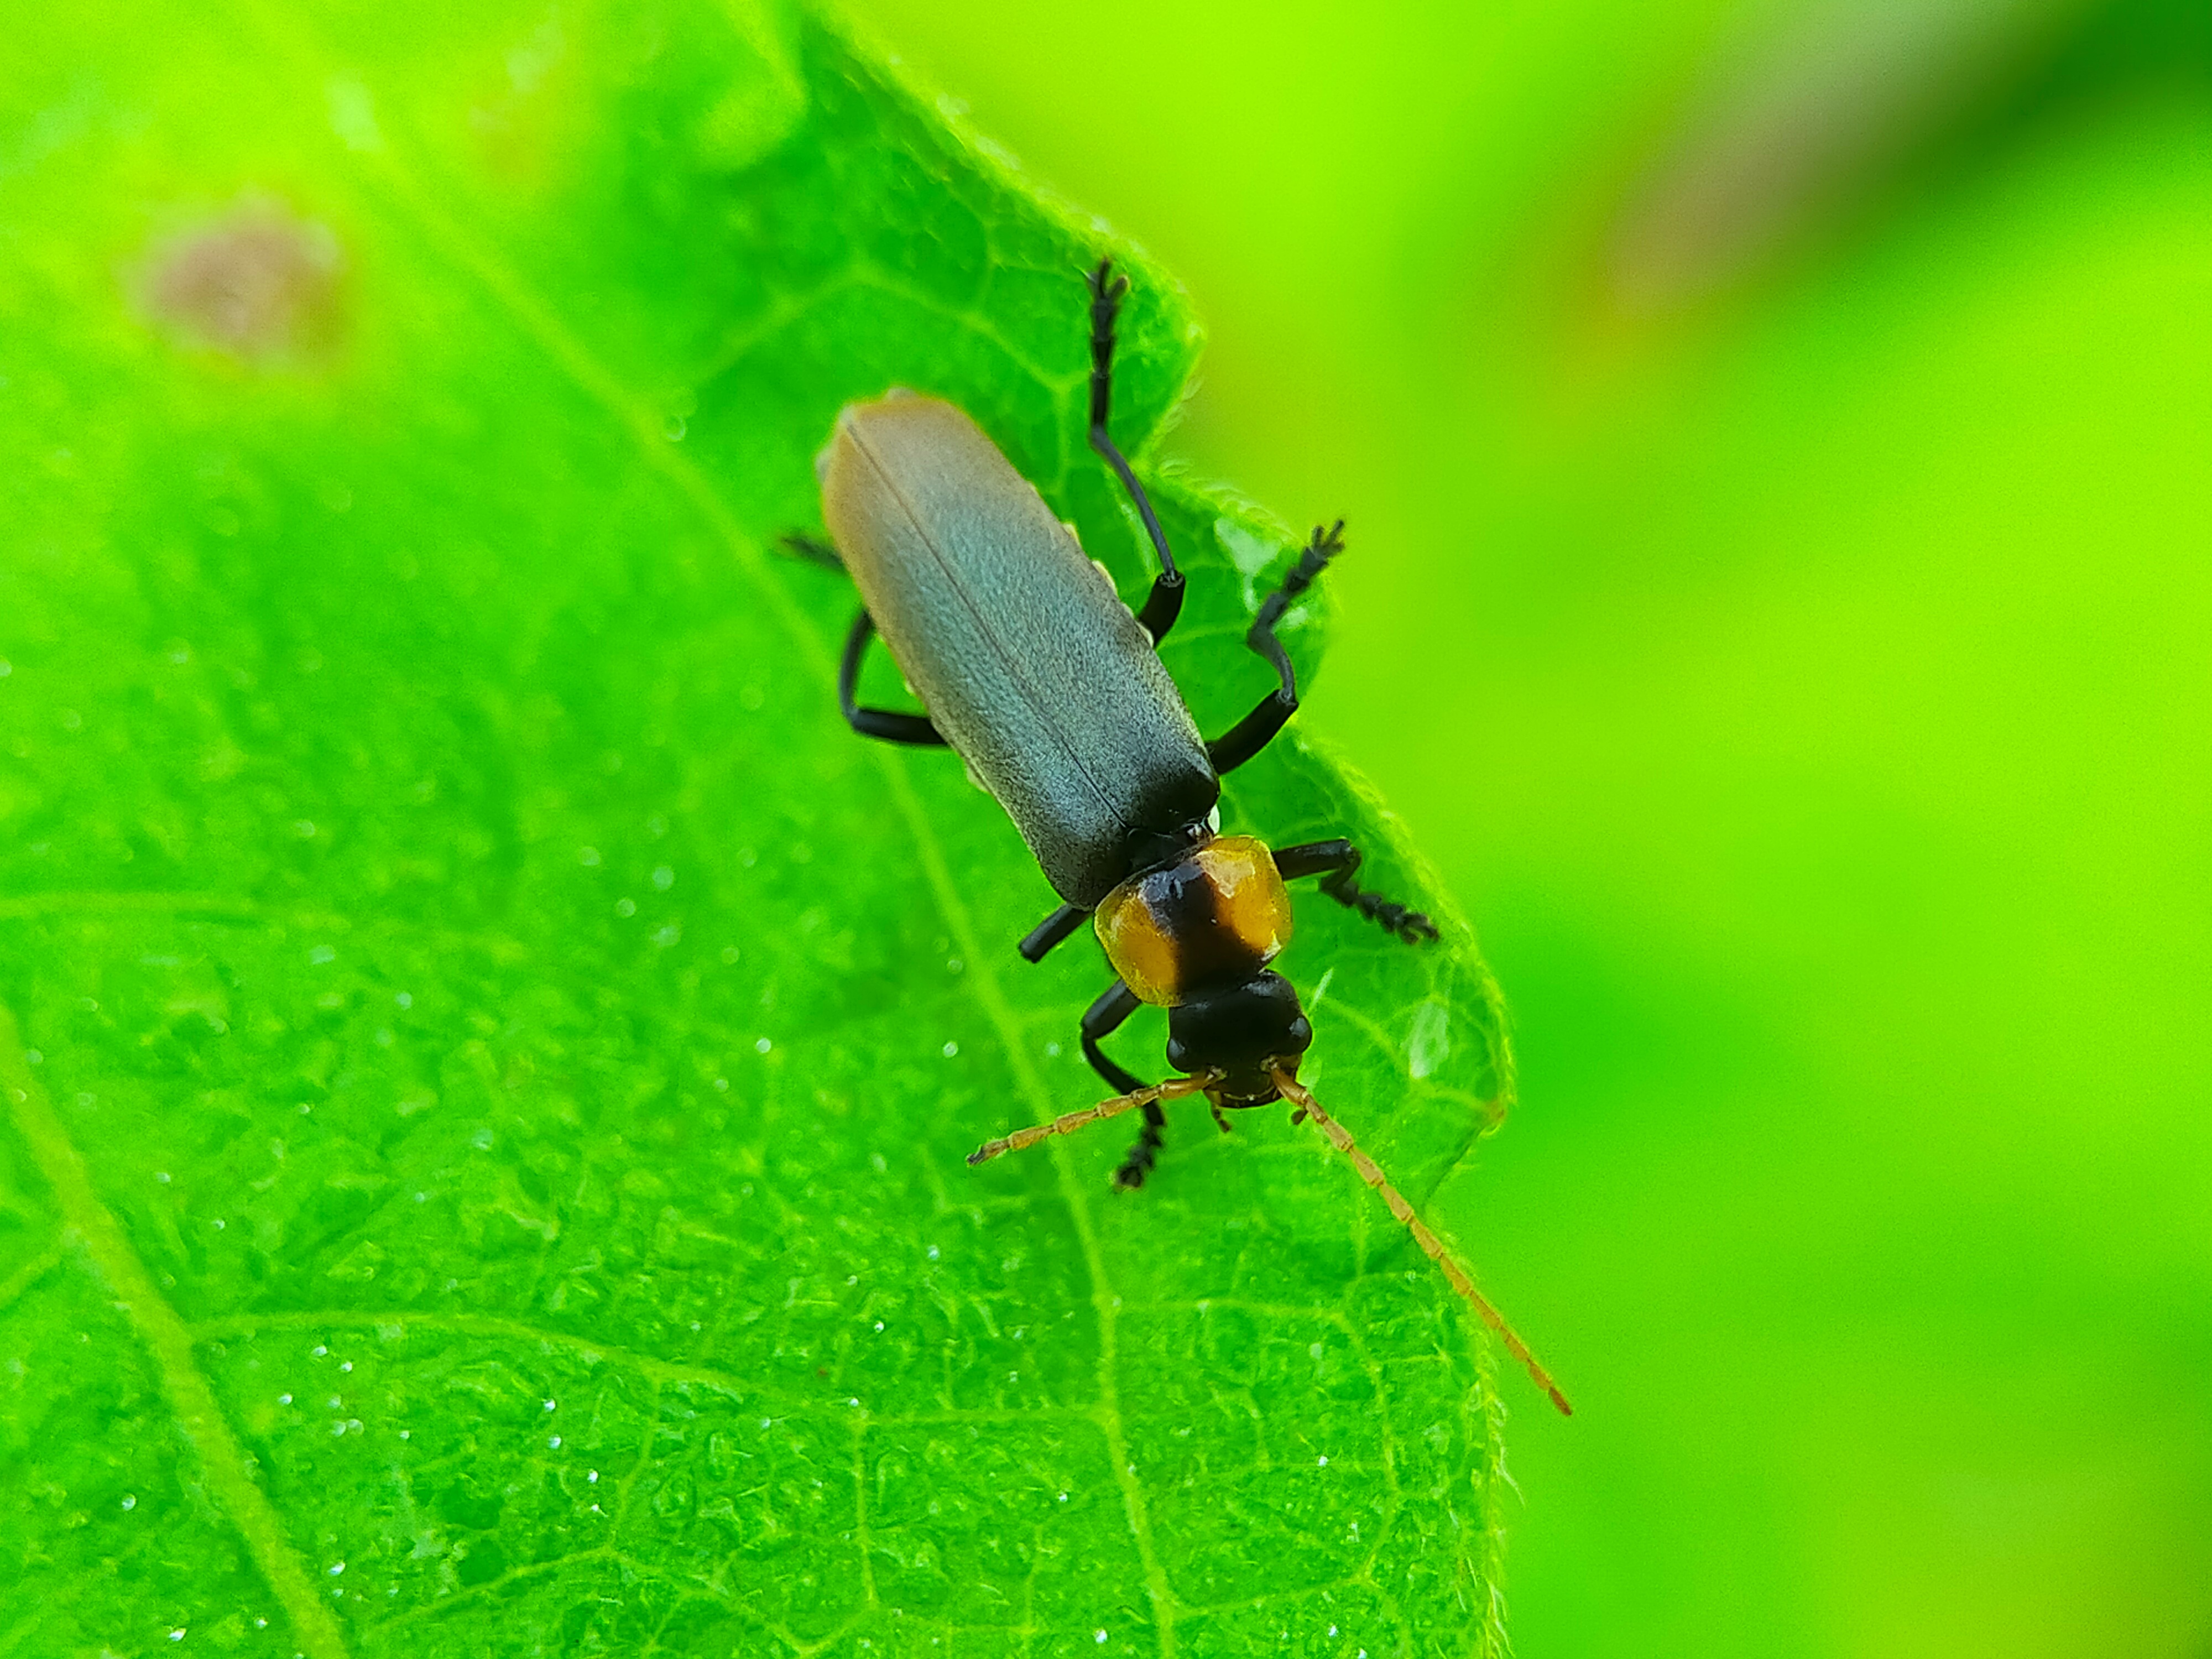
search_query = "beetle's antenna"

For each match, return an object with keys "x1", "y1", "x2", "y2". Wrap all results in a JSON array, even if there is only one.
[
  {"x1": 967, "y1": 1072, "x2": 1218, "y2": 1167},
  {"x1": 1273, "y1": 1068, "x2": 1573, "y2": 1417}
]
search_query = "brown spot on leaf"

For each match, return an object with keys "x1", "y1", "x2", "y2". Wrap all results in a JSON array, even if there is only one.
[{"x1": 142, "y1": 205, "x2": 346, "y2": 363}]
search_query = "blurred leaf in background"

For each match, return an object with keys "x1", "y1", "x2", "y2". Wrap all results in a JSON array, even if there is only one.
[
  {"x1": 0, "y1": 1, "x2": 1528, "y2": 1653},
  {"x1": 842, "y1": 0, "x2": 2212, "y2": 1655}
]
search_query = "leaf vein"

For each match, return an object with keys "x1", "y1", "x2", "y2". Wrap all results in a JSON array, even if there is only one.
[{"x1": 0, "y1": 1006, "x2": 353, "y2": 1659}]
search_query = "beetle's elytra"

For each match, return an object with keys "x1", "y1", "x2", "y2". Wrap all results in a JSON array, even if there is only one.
[{"x1": 795, "y1": 262, "x2": 1569, "y2": 1415}]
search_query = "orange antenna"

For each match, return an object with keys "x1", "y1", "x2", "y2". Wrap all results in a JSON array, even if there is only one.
[
  {"x1": 1274, "y1": 1067, "x2": 1573, "y2": 1417},
  {"x1": 967, "y1": 1072, "x2": 1219, "y2": 1167}
]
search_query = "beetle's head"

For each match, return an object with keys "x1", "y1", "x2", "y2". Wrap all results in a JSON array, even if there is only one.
[{"x1": 1166, "y1": 969, "x2": 1312, "y2": 1107}]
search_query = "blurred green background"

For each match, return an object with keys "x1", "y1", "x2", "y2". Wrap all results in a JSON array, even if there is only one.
[{"x1": 839, "y1": 0, "x2": 2212, "y2": 1653}]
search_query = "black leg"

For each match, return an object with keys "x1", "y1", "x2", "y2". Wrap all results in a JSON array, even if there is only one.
[
  {"x1": 1206, "y1": 520, "x2": 1347, "y2": 775},
  {"x1": 779, "y1": 530, "x2": 844, "y2": 571},
  {"x1": 1019, "y1": 902, "x2": 1089, "y2": 963},
  {"x1": 1079, "y1": 980, "x2": 1170, "y2": 1190},
  {"x1": 839, "y1": 610, "x2": 948, "y2": 747},
  {"x1": 1087, "y1": 260, "x2": 1185, "y2": 645},
  {"x1": 795, "y1": 539, "x2": 943, "y2": 746},
  {"x1": 1274, "y1": 838, "x2": 1438, "y2": 942},
  {"x1": 1114, "y1": 1101, "x2": 1167, "y2": 1191},
  {"x1": 1081, "y1": 980, "x2": 1145, "y2": 1094}
]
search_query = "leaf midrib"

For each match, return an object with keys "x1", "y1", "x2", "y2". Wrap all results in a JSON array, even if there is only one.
[{"x1": 196, "y1": 3, "x2": 1187, "y2": 1647}]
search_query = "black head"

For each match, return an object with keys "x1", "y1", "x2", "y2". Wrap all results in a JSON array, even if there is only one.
[{"x1": 1165, "y1": 969, "x2": 1312, "y2": 1105}]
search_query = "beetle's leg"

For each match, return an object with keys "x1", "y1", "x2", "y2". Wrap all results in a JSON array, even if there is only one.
[
  {"x1": 1019, "y1": 902, "x2": 1089, "y2": 963},
  {"x1": 1087, "y1": 259, "x2": 1185, "y2": 645},
  {"x1": 1081, "y1": 980, "x2": 1171, "y2": 1190},
  {"x1": 779, "y1": 530, "x2": 844, "y2": 571},
  {"x1": 794, "y1": 543, "x2": 944, "y2": 746},
  {"x1": 1081, "y1": 980, "x2": 1146, "y2": 1094},
  {"x1": 1206, "y1": 520, "x2": 1348, "y2": 774},
  {"x1": 839, "y1": 610, "x2": 948, "y2": 747},
  {"x1": 1274, "y1": 838, "x2": 1439, "y2": 943}
]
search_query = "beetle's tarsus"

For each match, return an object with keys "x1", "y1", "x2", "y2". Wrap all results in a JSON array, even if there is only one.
[
  {"x1": 1318, "y1": 867, "x2": 1438, "y2": 942},
  {"x1": 1111, "y1": 1100, "x2": 1167, "y2": 1190},
  {"x1": 1206, "y1": 521, "x2": 1350, "y2": 775},
  {"x1": 779, "y1": 530, "x2": 843, "y2": 570},
  {"x1": 1272, "y1": 838, "x2": 1437, "y2": 945},
  {"x1": 1087, "y1": 257, "x2": 1128, "y2": 306},
  {"x1": 1085, "y1": 257, "x2": 1184, "y2": 644}
]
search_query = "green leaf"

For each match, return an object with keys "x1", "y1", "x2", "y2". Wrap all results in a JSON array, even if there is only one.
[{"x1": 0, "y1": 2, "x2": 1519, "y2": 1653}]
